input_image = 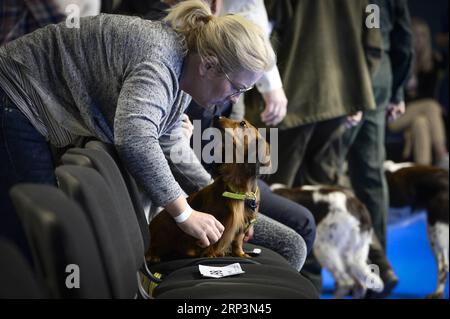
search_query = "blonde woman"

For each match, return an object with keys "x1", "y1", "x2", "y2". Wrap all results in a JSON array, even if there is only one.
[
  {"x1": 0, "y1": 0, "x2": 275, "y2": 257},
  {"x1": 388, "y1": 17, "x2": 448, "y2": 168},
  {"x1": 143, "y1": 0, "x2": 311, "y2": 272}
]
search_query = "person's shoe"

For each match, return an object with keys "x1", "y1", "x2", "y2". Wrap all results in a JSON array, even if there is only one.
[{"x1": 365, "y1": 269, "x2": 399, "y2": 299}]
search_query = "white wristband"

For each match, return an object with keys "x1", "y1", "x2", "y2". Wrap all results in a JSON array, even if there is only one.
[{"x1": 173, "y1": 204, "x2": 193, "y2": 223}]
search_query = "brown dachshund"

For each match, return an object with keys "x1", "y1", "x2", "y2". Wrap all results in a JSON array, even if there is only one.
[{"x1": 146, "y1": 117, "x2": 270, "y2": 263}]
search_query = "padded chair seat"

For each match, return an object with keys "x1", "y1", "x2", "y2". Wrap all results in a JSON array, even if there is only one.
[
  {"x1": 58, "y1": 142, "x2": 319, "y2": 299},
  {"x1": 148, "y1": 243, "x2": 292, "y2": 275},
  {"x1": 9, "y1": 184, "x2": 111, "y2": 298},
  {"x1": 154, "y1": 264, "x2": 319, "y2": 299}
]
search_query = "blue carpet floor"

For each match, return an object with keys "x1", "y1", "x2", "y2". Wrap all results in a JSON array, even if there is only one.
[{"x1": 321, "y1": 211, "x2": 449, "y2": 299}]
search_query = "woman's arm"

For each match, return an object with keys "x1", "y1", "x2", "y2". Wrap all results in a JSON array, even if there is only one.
[
  {"x1": 114, "y1": 61, "x2": 223, "y2": 246},
  {"x1": 159, "y1": 117, "x2": 213, "y2": 195},
  {"x1": 166, "y1": 196, "x2": 224, "y2": 247}
]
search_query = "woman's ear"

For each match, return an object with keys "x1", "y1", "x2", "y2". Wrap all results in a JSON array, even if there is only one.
[{"x1": 199, "y1": 56, "x2": 221, "y2": 78}]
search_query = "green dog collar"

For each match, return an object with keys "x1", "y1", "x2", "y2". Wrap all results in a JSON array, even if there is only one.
[{"x1": 222, "y1": 186, "x2": 259, "y2": 211}]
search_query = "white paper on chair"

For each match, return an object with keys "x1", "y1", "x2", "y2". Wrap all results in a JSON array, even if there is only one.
[{"x1": 199, "y1": 263, "x2": 245, "y2": 278}]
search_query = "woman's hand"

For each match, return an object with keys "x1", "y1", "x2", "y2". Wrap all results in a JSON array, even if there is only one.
[
  {"x1": 260, "y1": 88, "x2": 288, "y2": 126},
  {"x1": 177, "y1": 210, "x2": 225, "y2": 247},
  {"x1": 166, "y1": 197, "x2": 224, "y2": 247}
]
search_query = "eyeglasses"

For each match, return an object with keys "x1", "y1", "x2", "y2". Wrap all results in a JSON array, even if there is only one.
[{"x1": 223, "y1": 70, "x2": 254, "y2": 99}]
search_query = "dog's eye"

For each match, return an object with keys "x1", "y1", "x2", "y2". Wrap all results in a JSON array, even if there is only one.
[{"x1": 240, "y1": 121, "x2": 247, "y2": 128}]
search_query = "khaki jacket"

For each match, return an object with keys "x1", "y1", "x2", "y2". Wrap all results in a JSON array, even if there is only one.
[{"x1": 247, "y1": 0, "x2": 383, "y2": 128}]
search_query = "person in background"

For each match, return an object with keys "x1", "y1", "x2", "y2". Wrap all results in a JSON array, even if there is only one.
[
  {"x1": 54, "y1": 0, "x2": 101, "y2": 17},
  {"x1": 388, "y1": 17, "x2": 449, "y2": 169},
  {"x1": 0, "y1": 0, "x2": 65, "y2": 261},
  {"x1": 1, "y1": 0, "x2": 102, "y2": 47},
  {"x1": 114, "y1": 0, "x2": 157, "y2": 16},
  {"x1": 0, "y1": 0, "x2": 65, "y2": 45},
  {"x1": 436, "y1": 7, "x2": 449, "y2": 119},
  {"x1": 339, "y1": 0, "x2": 414, "y2": 298},
  {"x1": 116, "y1": 0, "x2": 221, "y2": 17},
  {"x1": 249, "y1": 0, "x2": 382, "y2": 292},
  {"x1": 247, "y1": 0, "x2": 382, "y2": 189}
]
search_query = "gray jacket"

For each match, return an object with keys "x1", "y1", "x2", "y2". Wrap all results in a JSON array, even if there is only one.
[{"x1": 0, "y1": 14, "x2": 209, "y2": 207}]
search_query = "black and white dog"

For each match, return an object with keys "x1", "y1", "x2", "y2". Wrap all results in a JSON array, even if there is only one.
[
  {"x1": 272, "y1": 161, "x2": 448, "y2": 299},
  {"x1": 384, "y1": 161, "x2": 449, "y2": 299},
  {"x1": 271, "y1": 184, "x2": 384, "y2": 298}
]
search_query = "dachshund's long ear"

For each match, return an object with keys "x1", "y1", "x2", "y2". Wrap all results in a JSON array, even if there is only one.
[
  {"x1": 256, "y1": 138, "x2": 271, "y2": 175},
  {"x1": 245, "y1": 137, "x2": 271, "y2": 177},
  {"x1": 260, "y1": 140, "x2": 271, "y2": 167}
]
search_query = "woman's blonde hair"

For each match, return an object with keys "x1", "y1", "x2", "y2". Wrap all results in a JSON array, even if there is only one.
[{"x1": 163, "y1": 0, "x2": 275, "y2": 74}]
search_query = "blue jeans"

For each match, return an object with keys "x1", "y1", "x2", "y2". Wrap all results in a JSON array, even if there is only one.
[{"x1": 0, "y1": 86, "x2": 56, "y2": 263}]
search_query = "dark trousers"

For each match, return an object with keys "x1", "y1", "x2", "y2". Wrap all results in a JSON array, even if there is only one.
[
  {"x1": 341, "y1": 108, "x2": 389, "y2": 249},
  {"x1": 0, "y1": 87, "x2": 56, "y2": 264},
  {"x1": 267, "y1": 116, "x2": 347, "y2": 291},
  {"x1": 268, "y1": 117, "x2": 347, "y2": 187},
  {"x1": 338, "y1": 108, "x2": 395, "y2": 286},
  {"x1": 258, "y1": 179, "x2": 316, "y2": 255}
]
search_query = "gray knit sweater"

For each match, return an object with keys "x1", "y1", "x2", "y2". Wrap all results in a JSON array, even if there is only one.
[{"x1": 0, "y1": 14, "x2": 195, "y2": 207}]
